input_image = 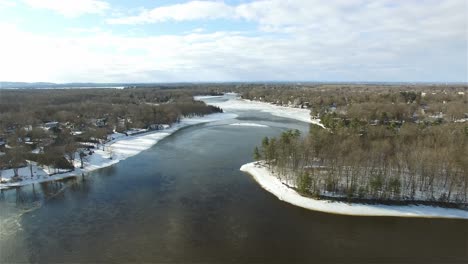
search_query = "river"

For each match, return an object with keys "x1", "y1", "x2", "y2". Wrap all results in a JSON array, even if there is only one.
[{"x1": 0, "y1": 96, "x2": 467, "y2": 263}]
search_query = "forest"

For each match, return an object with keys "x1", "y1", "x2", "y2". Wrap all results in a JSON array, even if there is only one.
[
  {"x1": 251, "y1": 84, "x2": 467, "y2": 205},
  {"x1": 0, "y1": 87, "x2": 223, "y2": 175}
]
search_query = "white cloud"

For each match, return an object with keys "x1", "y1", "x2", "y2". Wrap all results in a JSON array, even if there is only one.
[
  {"x1": 192, "y1": 27, "x2": 205, "y2": 33},
  {"x1": 1, "y1": 21, "x2": 465, "y2": 83},
  {"x1": 107, "y1": 0, "x2": 465, "y2": 39},
  {"x1": 107, "y1": 1, "x2": 234, "y2": 24},
  {"x1": 67, "y1": 27, "x2": 103, "y2": 34},
  {"x1": 0, "y1": 0, "x2": 16, "y2": 8},
  {"x1": 23, "y1": 0, "x2": 110, "y2": 17},
  {"x1": 105, "y1": 0, "x2": 466, "y2": 52},
  {"x1": 0, "y1": 1, "x2": 466, "y2": 82}
]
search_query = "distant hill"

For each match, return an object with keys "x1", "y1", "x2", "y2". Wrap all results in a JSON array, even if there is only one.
[
  {"x1": 0, "y1": 81, "x2": 245, "y2": 89},
  {"x1": 1, "y1": 81, "x2": 465, "y2": 89},
  {"x1": 0, "y1": 82, "x2": 130, "y2": 89}
]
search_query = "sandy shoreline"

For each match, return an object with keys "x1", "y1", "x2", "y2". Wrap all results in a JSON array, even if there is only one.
[{"x1": 240, "y1": 162, "x2": 468, "y2": 219}]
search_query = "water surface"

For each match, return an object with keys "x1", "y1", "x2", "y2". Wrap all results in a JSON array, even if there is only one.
[{"x1": 0, "y1": 105, "x2": 467, "y2": 263}]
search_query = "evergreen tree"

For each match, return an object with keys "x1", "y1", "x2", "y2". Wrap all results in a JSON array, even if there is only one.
[
  {"x1": 297, "y1": 172, "x2": 312, "y2": 195},
  {"x1": 253, "y1": 146, "x2": 261, "y2": 162}
]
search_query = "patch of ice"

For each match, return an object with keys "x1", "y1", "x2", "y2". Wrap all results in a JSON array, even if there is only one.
[
  {"x1": 229, "y1": 122, "x2": 269, "y2": 128},
  {"x1": 240, "y1": 162, "x2": 468, "y2": 219}
]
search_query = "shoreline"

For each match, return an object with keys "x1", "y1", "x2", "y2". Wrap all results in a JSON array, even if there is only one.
[
  {"x1": 240, "y1": 162, "x2": 468, "y2": 219},
  {"x1": 195, "y1": 94, "x2": 324, "y2": 127},
  {"x1": 0, "y1": 112, "x2": 238, "y2": 190}
]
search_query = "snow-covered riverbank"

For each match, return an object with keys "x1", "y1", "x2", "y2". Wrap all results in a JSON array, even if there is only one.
[
  {"x1": 240, "y1": 162, "x2": 468, "y2": 219},
  {"x1": 195, "y1": 94, "x2": 323, "y2": 127},
  {"x1": 0, "y1": 113, "x2": 237, "y2": 189}
]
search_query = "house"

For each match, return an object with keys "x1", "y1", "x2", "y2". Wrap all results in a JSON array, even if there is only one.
[
  {"x1": 94, "y1": 118, "x2": 108, "y2": 127},
  {"x1": 117, "y1": 117, "x2": 126, "y2": 127},
  {"x1": 17, "y1": 137, "x2": 32, "y2": 143},
  {"x1": 117, "y1": 117, "x2": 131, "y2": 128},
  {"x1": 44, "y1": 121, "x2": 59, "y2": 129},
  {"x1": 293, "y1": 98, "x2": 302, "y2": 107},
  {"x1": 148, "y1": 124, "x2": 170, "y2": 130},
  {"x1": 124, "y1": 128, "x2": 147, "y2": 136},
  {"x1": 64, "y1": 122, "x2": 75, "y2": 129},
  {"x1": 328, "y1": 103, "x2": 337, "y2": 113},
  {"x1": 38, "y1": 138, "x2": 54, "y2": 148},
  {"x1": 370, "y1": 120, "x2": 380, "y2": 126},
  {"x1": 429, "y1": 112, "x2": 444, "y2": 119},
  {"x1": 5, "y1": 125, "x2": 16, "y2": 134}
]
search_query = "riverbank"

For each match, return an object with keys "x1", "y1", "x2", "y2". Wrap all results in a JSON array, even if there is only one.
[
  {"x1": 195, "y1": 94, "x2": 323, "y2": 127},
  {"x1": 240, "y1": 162, "x2": 468, "y2": 219},
  {"x1": 0, "y1": 112, "x2": 237, "y2": 190}
]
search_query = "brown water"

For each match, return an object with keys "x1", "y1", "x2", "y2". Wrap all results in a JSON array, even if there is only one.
[{"x1": 0, "y1": 107, "x2": 467, "y2": 263}]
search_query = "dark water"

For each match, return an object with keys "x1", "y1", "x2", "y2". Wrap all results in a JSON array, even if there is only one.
[{"x1": 0, "y1": 104, "x2": 467, "y2": 263}]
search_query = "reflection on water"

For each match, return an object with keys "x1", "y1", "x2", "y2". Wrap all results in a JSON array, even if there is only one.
[{"x1": 0, "y1": 109, "x2": 467, "y2": 263}]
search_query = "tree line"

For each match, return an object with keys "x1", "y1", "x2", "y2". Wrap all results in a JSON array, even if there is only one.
[{"x1": 255, "y1": 123, "x2": 467, "y2": 204}]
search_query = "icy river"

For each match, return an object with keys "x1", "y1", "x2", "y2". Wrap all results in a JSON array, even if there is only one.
[{"x1": 0, "y1": 95, "x2": 467, "y2": 263}]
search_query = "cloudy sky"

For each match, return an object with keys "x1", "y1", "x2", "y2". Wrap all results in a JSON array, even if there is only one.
[{"x1": 0, "y1": 0, "x2": 466, "y2": 83}]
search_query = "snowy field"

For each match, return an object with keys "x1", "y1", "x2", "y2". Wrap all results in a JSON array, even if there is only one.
[
  {"x1": 195, "y1": 94, "x2": 324, "y2": 127},
  {"x1": 0, "y1": 113, "x2": 237, "y2": 189},
  {"x1": 240, "y1": 162, "x2": 468, "y2": 219}
]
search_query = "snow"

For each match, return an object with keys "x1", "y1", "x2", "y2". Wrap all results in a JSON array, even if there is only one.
[
  {"x1": 0, "y1": 161, "x2": 84, "y2": 188},
  {"x1": 194, "y1": 95, "x2": 224, "y2": 100},
  {"x1": 240, "y1": 162, "x2": 468, "y2": 219},
  {"x1": 229, "y1": 122, "x2": 269, "y2": 127},
  {"x1": 0, "y1": 112, "x2": 237, "y2": 189},
  {"x1": 31, "y1": 148, "x2": 41, "y2": 154},
  {"x1": 196, "y1": 94, "x2": 323, "y2": 127}
]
